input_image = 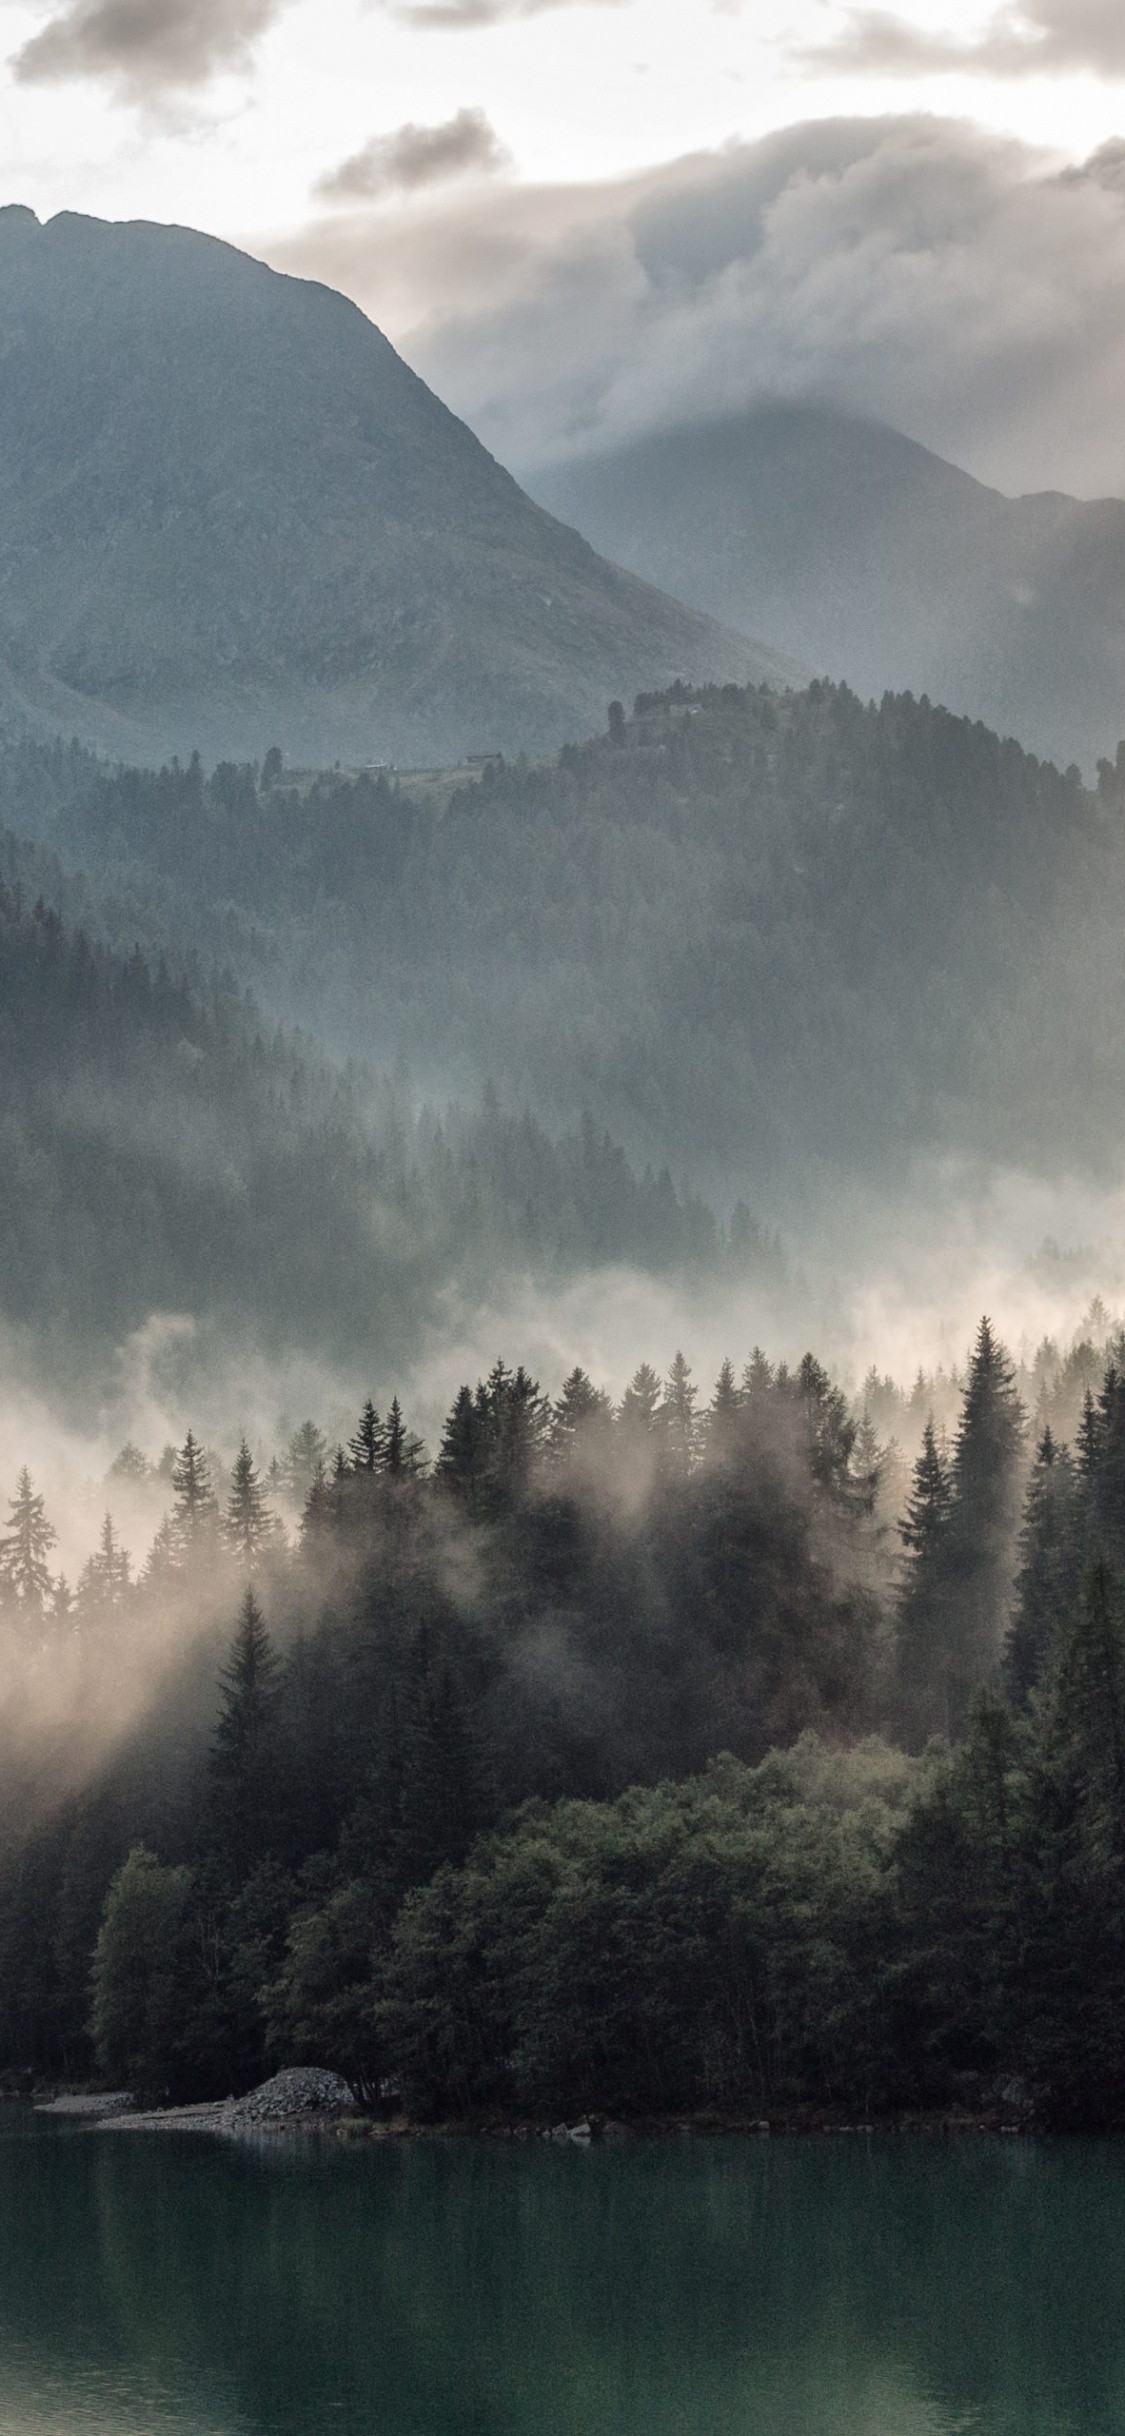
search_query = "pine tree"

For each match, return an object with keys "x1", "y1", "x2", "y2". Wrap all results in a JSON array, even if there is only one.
[
  {"x1": 740, "y1": 1348, "x2": 774, "y2": 1402},
  {"x1": 896, "y1": 1419, "x2": 955, "y2": 1741},
  {"x1": 284, "y1": 1420, "x2": 328, "y2": 1508},
  {"x1": 618, "y1": 1363, "x2": 662, "y2": 1436},
  {"x1": 437, "y1": 1386, "x2": 479, "y2": 1496},
  {"x1": 383, "y1": 1396, "x2": 426, "y2": 1478},
  {"x1": 77, "y1": 1513, "x2": 131, "y2": 1621},
  {"x1": 170, "y1": 1432, "x2": 218, "y2": 1562},
  {"x1": 705, "y1": 1358, "x2": 742, "y2": 1459},
  {"x1": 0, "y1": 1469, "x2": 57, "y2": 1625},
  {"x1": 349, "y1": 1401, "x2": 384, "y2": 1473},
  {"x1": 551, "y1": 1368, "x2": 613, "y2": 1458},
  {"x1": 1090, "y1": 1364, "x2": 1125, "y2": 1575},
  {"x1": 942, "y1": 1319, "x2": 1025, "y2": 1735},
  {"x1": 796, "y1": 1352, "x2": 858, "y2": 1504},
  {"x1": 208, "y1": 1588, "x2": 282, "y2": 1873},
  {"x1": 662, "y1": 1352, "x2": 699, "y2": 1476},
  {"x1": 224, "y1": 1440, "x2": 273, "y2": 1570},
  {"x1": 49, "y1": 1574, "x2": 75, "y2": 1630},
  {"x1": 1006, "y1": 1429, "x2": 1078, "y2": 1706},
  {"x1": 300, "y1": 1458, "x2": 335, "y2": 1544}
]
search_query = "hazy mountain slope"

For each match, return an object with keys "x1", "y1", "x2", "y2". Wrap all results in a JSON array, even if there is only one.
[
  {"x1": 0, "y1": 865, "x2": 766, "y2": 1400},
  {"x1": 17, "y1": 684, "x2": 1125, "y2": 1198},
  {"x1": 530, "y1": 405, "x2": 1125, "y2": 772},
  {"x1": 0, "y1": 207, "x2": 792, "y2": 768}
]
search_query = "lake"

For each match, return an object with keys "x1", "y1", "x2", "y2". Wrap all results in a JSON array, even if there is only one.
[{"x1": 0, "y1": 2117, "x2": 1119, "y2": 2435}]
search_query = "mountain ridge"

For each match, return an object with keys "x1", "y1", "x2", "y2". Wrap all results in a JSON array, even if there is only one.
[
  {"x1": 0, "y1": 207, "x2": 793, "y2": 767},
  {"x1": 529, "y1": 403, "x2": 1125, "y2": 771}
]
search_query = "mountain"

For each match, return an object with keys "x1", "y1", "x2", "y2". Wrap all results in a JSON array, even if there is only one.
[
  {"x1": 530, "y1": 404, "x2": 1125, "y2": 773},
  {"x1": 0, "y1": 207, "x2": 792, "y2": 769},
  {"x1": 18, "y1": 681, "x2": 1125, "y2": 1200}
]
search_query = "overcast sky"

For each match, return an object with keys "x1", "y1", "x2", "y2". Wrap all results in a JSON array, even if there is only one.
[{"x1": 6, "y1": 0, "x2": 1125, "y2": 490}]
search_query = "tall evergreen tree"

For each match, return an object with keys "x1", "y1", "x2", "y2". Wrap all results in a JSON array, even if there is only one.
[
  {"x1": 551, "y1": 1368, "x2": 613, "y2": 1459},
  {"x1": 1006, "y1": 1429, "x2": 1078, "y2": 1707},
  {"x1": 942, "y1": 1319, "x2": 1025, "y2": 1735},
  {"x1": 170, "y1": 1432, "x2": 218, "y2": 1562},
  {"x1": 349, "y1": 1401, "x2": 384, "y2": 1474},
  {"x1": 284, "y1": 1421, "x2": 328, "y2": 1509},
  {"x1": 437, "y1": 1386, "x2": 479, "y2": 1498},
  {"x1": 208, "y1": 1589, "x2": 283, "y2": 1875},
  {"x1": 662, "y1": 1352, "x2": 699, "y2": 1477},
  {"x1": 896, "y1": 1419, "x2": 954, "y2": 1741},
  {"x1": 0, "y1": 1469, "x2": 57, "y2": 1627},
  {"x1": 383, "y1": 1396, "x2": 426, "y2": 1478},
  {"x1": 618, "y1": 1363, "x2": 662, "y2": 1437},
  {"x1": 77, "y1": 1513, "x2": 131, "y2": 1622},
  {"x1": 705, "y1": 1358, "x2": 742, "y2": 1459},
  {"x1": 224, "y1": 1440, "x2": 274, "y2": 1571}
]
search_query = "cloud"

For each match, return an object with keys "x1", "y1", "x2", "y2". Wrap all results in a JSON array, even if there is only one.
[
  {"x1": 316, "y1": 109, "x2": 508, "y2": 204},
  {"x1": 12, "y1": 0, "x2": 287, "y2": 98},
  {"x1": 394, "y1": 0, "x2": 626, "y2": 25},
  {"x1": 807, "y1": 1, "x2": 1125, "y2": 80},
  {"x1": 268, "y1": 114, "x2": 1125, "y2": 499}
]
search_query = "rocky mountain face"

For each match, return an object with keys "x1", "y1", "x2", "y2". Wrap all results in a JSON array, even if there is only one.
[
  {"x1": 0, "y1": 206, "x2": 791, "y2": 767},
  {"x1": 532, "y1": 402, "x2": 1125, "y2": 772}
]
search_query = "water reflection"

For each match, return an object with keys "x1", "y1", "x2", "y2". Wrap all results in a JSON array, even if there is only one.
[{"x1": 0, "y1": 2120, "x2": 1118, "y2": 2436}]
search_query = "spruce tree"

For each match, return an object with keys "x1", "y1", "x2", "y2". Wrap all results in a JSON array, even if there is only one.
[
  {"x1": 170, "y1": 1432, "x2": 218, "y2": 1562},
  {"x1": 77, "y1": 1513, "x2": 131, "y2": 1621},
  {"x1": 705, "y1": 1358, "x2": 742, "y2": 1459},
  {"x1": 943, "y1": 1319, "x2": 1025, "y2": 1735},
  {"x1": 437, "y1": 1386, "x2": 479, "y2": 1496},
  {"x1": 224, "y1": 1440, "x2": 273, "y2": 1571},
  {"x1": 662, "y1": 1352, "x2": 699, "y2": 1476},
  {"x1": 349, "y1": 1401, "x2": 384, "y2": 1473},
  {"x1": 618, "y1": 1363, "x2": 662, "y2": 1436},
  {"x1": 0, "y1": 1469, "x2": 57, "y2": 1626},
  {"x1": 383, "y1": 1396, "x2": 425, "y2": 1478},
  {"x1": 551, "y1": 1368, "x2": 613, "y2": 1458},
  {"x1": 284, "y1": 1421, "x2": 328, "y2": 1508},
  {"x1": 896, "y1": 1419, "x2": 954, "y2": 1741},
  {"x1": 208, "y1": 1589, "x2": 282, "y2": 1874},
  {"x1": 1006, "y1": 1429, "x2": 1078, "y2": 1707}
]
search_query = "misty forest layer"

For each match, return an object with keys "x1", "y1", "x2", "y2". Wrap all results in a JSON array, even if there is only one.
[
  {"x1": 0, "y1": 875, "x2": 764, "y2": 1391},
  {"x1": 8, "y1": 676, "x2": 1125, "y2": 1192},
  {"x1": 3, "y1": 1317, "x2": 1125, "y2": 2129}
]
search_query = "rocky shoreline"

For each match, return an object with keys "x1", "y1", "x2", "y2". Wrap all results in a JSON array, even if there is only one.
[{"x1": 29, "y1": 2073, "x2": 1042, "y2": 2144}]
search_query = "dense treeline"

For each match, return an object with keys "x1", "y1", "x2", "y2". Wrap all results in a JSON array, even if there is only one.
[
  {"x1": 0, "y1": 879, "x2": 771, "y2": 1386},
  {"x1": 9, "y1": 681, "x2": 1125, "y2": 1179},
  {"x1": 5, "y1": 1314, "x2": 1125, "y2": 2125}
]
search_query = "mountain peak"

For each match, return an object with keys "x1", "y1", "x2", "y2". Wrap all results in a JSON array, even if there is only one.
[{"x1": 0, "y1": 208, "x2": 790, "y2": 766}]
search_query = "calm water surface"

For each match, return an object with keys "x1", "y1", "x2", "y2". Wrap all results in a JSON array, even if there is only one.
[{"x1": 0, "y1": 2115, "x2": 1118, "y2": 2435}]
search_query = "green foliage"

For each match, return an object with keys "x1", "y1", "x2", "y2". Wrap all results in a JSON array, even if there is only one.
[{"x1": 90, "y1": 1846, "x2": 201, "y2": 2104}]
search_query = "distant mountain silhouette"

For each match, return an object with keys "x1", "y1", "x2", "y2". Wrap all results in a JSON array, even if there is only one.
[
  {"x1": 531, "y1": 404, "x2": 1125, "y2": 772},
  {"x1": 0, "y1": 206, "x2": 792, "y2": 767}
]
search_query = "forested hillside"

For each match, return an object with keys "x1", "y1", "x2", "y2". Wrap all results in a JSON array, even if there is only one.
[
  {"x1": 4, "y1": 1314, "x2": 1125, "y2": 2127},
  {"x1": 17, "y1": 678, "x2": 1125, "y2": 1185},
  {"x1": 0, "y1": 879, "x2": 764, "y2": 1391}
]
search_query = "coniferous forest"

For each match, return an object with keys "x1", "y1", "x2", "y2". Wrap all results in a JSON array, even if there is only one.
[{"x1": 3, "y1": 1311, "x2": 1125, "y2": 2128}]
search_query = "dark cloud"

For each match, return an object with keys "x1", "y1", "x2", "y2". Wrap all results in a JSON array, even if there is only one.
[
  {"x1": 316, "y1": 110, "x2": 508, "y2": 204},
  {"x1": 270, "y1": 116, "x2": 1125, "y2": 498},
  {"x1": 806, "y1": 2, "x2": 1125, "y2": 80},
  {"x1": 13, "y1": 0, "x2": 286, "y2": 97}
]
